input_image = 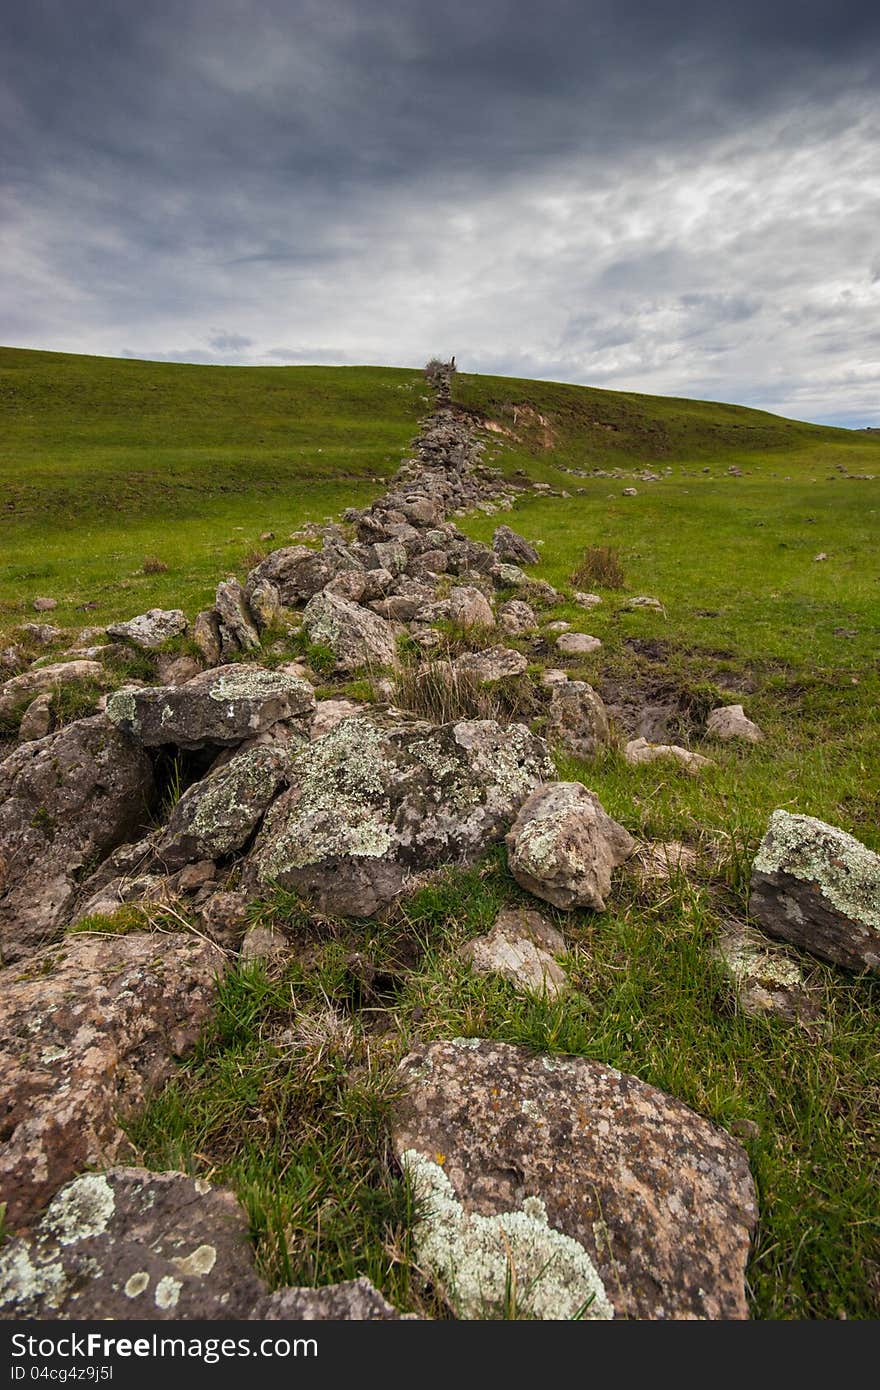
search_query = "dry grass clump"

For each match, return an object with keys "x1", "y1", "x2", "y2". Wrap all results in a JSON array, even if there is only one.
[
  {"x1": 141, "y1": 555, "x2": 168, "y2": 574},
  {"x1": 570, "y1": 545, "x2": 625, "y2": 590}
]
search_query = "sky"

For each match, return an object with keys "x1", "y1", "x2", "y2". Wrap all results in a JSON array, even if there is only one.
[{"x1": 2, "y1": 0, "x2": 879, "y2": 426}]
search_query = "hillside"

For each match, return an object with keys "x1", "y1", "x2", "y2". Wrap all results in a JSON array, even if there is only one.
[{"x1": 0, "y1": 349, "x2": 878, "y2": 1322}]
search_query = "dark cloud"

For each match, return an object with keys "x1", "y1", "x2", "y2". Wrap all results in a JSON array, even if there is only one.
[{"x1": 1, "y1": 1, "x2": 879, "y2": 423}]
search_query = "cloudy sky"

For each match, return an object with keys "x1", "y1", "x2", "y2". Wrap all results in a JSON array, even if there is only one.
[{"x1": 2, "y1": 0, "x2": 879, "y2": 425}]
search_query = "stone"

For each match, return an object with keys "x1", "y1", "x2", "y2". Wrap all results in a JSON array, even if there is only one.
[
  {"x1": 20, "y1": 623, "x2": 63, "y2": 645},
  {"x1": 715, "y1": 921, "x2": 823, "y2": 1024},
  {"x1": 155, "y1": 653, "x2": 202, "y2": 686},
  {"x1": 544, "y1": 680, "x2": 611, "y2": 760},
  {"x1": 749, "y1": 810, "x2": 880, "y2": 972},
  {"x1": 0, "y1": 660, "x2": 104, "y2": 720},
  {"x1": 622, "y1": 487, "x2": 638, "y2": 496},
  {"x1": 624, "y1": 596, "x2": 665, "y2": 613},
  {"x1": 490, "y1": 562, "x2": 528, "y2": 588},
  {"x1": 400, "y1": 495, "x2": 443, "y2": 527},
  {"x1": 453, "y1": 647, "x2": 529, "y2": 682},
  {"x1": 461, "y1": 907, "x2": 568, "y2": 999},
  {"x1": 240, "y1": 922, "x2": 290, "y2": 963},
  {"x1": 706, "y1": 704, "x2": 764, "y2": 744},
  {"x1": 492, "y1": 525, "x2": 539, "y2": 566},
  {"x1": 72, "y1": 872, "x2": 174, "y2": 925},
  {"x1": 540, "y1": 668, "x2": 569, "y2": 688},
  {"x1": 572, "y1": 592, "x2": 602, "y2": 609},
  {"x1": 247, "y1": 544, "x2": 356, "y2": 606},
  {"x1": 0, "y1": 715, "x2": 155, "y2": 962},
  {"x1": 32, "y1": 597, "x2": 58, "y2": 612},
  {"x1": 247, "y1": 715, "x2": 553, "y2": 918},
  {"x1": 0, "y1": 934, "x2": 221, "y2": 1228},
  {"x1": 448, "y1": 586, "x2": 495, "y2": 630},
  {"x1": 17, "y1": 691, "x2": 54, "y2": 742},
  {"x1": 624, "y1": 737, "x2": 712, "y2": 774},
  {"x1": 546, "y1": 620, "x2": 570, "y2": 633},
  {"x1": 156, "y1": 745, "x2": 291, "y2": 870},
  {"x1": 392, "y1": 1040, "x2": 757, "y2": 1320},
  {"x1": 0, "y1": 1167, "x2": 404, "y2": 1320},
  {"x1": 506, "y1": 781, "x2": 635, "y2": 911},
  {"x1": 310, "y1": 698, "x2": 362, "y2": 740},
  {"x1": 198, "y1": 889, "x2": 251, "y2": 945},
  {"x1": 556, "y1": 632, "x2": 602, "y2": 657},
  {"x1": 192, "y1": 609, "x2": 222, "y2": 666},
  {"x1": 106, "y1": 609, "x2": 187, "y2": 651},
  {"x1": 247, "y1": 577, "x2": 283, "y2": 631},
  {"x1": 498, "y1": 599, "x2": 537, "y2": 635},
  {"x1": 214, "y1": 578, "x2": 260, "y2": 657},
  {"x1": 302, "y1": 591, "x2": 398, "y2": 673},
  {"x1": 106, "y1": 664, "x2": 315, "y2": 750}
]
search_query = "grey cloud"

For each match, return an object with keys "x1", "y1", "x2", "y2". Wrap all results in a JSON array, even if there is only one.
[{"x1": 208, "y1": 331, "x2": 253, "y2": 351}]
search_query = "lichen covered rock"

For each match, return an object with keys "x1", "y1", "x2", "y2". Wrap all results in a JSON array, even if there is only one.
[
  {"x1": 156, "y1": 744, "x2": 292, "y2": 869},
  {"x1": 544, "y1": 680, "x2": 611, "y2": 760},
  {"x1": 0, "y1": 715, "x2": 155, "y2": 961},
  {"x1": 248, "y1": 714, "x2": 553, "y2": 917},
  {"x1": 106, "y1": 609, "x2": 187, "y2": 651},
  {"x1": 749, "y1": 810, "x2": 880, "y2": 972},
  {"x1": 106, "y1": 664, "x2": 315, "y2": 749},
  {"x1": 393, "y1": 1040, "x2": 757, "y2": 1320},
  {"x1": 0, "y1": 933, "x2": 221, "y2": 1228},
  {"x1": 302, "y1": 590, "x2": 398, "y2": 673},
  {"x1": 506, "y1": 781, "x2": 635, "y2": 910}
]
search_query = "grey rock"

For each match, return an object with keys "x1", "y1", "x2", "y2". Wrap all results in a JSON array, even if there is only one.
[
  {"x1": 624, "y1": 737, "x2": 712, "y2": 774},
  {"x1": 310, "y1": 698, "x2": 363, "y2": 740},
  {"x1": 707, "y1": 704, "x2": 764, "y2": 744},
  {"x1": 393, "y1": 1040, "x2": 757, "y2": 1320},
  {"x1": 32, "y1": 597, "x2": 58, "y2": 612},
  {"x1": 749, "y1": 810, "x2": 880, "y2": 972},
  {"x1": 715, "y1": 920, "x2": 823, "y2": 1023},
  {"x1": 0, "y1": 935, "x2": 221, "y2": 1228},
  {"x1": 0, "y1": 715, "x2": 155, "y2": 962},
  {"x1": 215, "y1": 578, "x2": 260, "y2": 657},
  {"x1": 498, "y1": 599, "x2": 537, "y2": 635},
  {"x1": 106, "y1": 664, "x2": 315, "y2": 750},
  {"x1": 247, "y1": 577, "x2": 283, "y2": 632},
  {"x1": 106, "y1": 609, "x2": 187, "y2": 650},
  {"x1": 263, "y1": 1277, "x2": 408, "y2": 1320},
  {"x1": 156, "y1": 744, "x2": 291, "y2": 869},
  {"x1": 192, "y1": 609, "x2": 222, "y2": 666},
  {"x1": 248, "y1": 714, "x2": 553, "y2": 917},
  {"x1": 302, "y1": 591, "x2": 398, "y2": 673},
  {"x1": 572, "y1": 592, "x2": 602, "y2": 609},
  {"x1": 453, "y1": 647, "x2": 528, "y2": 682},
  {"x1": 506, "y1": 781, "x2": 635, "y2": 910},
  {"x1": 448, "y1": 585, "x2": 494, "y2": 630},
  {"x1": 556, "y1": 632, "x2": 602, "y2": 657},
  {"x1": 492, "y1": 525, "x2": 539, "y2": 566},
  {"x1": 0, "y1": 660, "x2": 104, "y2": 720},
  {"x1": 17, "y1": 691, "x2": 54, "y2": 742},
  {"x1": 545, "y1": 681, "x2": 611, "y2": 760},
  {"x1": 461, "y1": 906, "x2": 568, "y2": 999}
]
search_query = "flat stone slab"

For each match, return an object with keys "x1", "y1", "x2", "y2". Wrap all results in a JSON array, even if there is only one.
[
  {"x1": 460, "y1": 907, "x2": 568, "y2": 999},
  {"x1": 749, "y1": 810, "x2": 880, "y2": 972},
  {"x1": 393, "y1": 1039, "x2": 757, "y2": 1320},
  {"x1": 106, "y1": 609, "x2": 187, "y2": 651},
  {"x1": 106, "y1": 664, "x2": 315, "y2": 749}
]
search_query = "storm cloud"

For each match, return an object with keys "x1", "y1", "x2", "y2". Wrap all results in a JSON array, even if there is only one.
[{"x1": 2, "y1": 0, "x2": 879, "y2": 423}]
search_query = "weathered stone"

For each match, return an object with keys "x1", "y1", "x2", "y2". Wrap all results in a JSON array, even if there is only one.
[
  {"x1": 506, "y1": 781, "x2": 635, "y2": 911},
  {"x1": 492, "y1": 525, "x2": 539, "y2": 566},
  {"x1": 248, "y1": 715, "x2": 553, "y2": 918},
  {"x1": 572, "y1": 592, "x2": 602, "y2": 609},
  {"x1": 367, "y1": 540, "x2": 408, "y2": 576},
  {"x1": 192, "y1": 609, "x2": 222, "y2": 666},
  {"x1": 490, "y1": 562, "x2": 528, "y2": 588},
  {"x1": 215, "y1": 578, "x2": 260, "y2": 657},
  {"x1": 393, "y1": 1040, "x2": 757, "y2": 1320},
  {"x1": 239, "y1": 922, "x2": 290, "y2": 964},
  {"x1": 448, "y1": 586, "x2": 495, "y2": 630},
  {"x1": 540, "y1": 668, "x2": 569, "y2": 688},
  {"x1": 20, "y1": 623, "x2": 64, "y2": 645},
  {"x1": 624, "y1": 737, "x2": 712, "y2": 774},
  {"x1": 498, "y1": 599, "x2": 537, "y2": 635},
  {"x1": 749, "y1": 810, "x2": 880, "y2": 972},
  {"x1": 198, "y1": 889, "x2": 251, "y2": 945},
  {"x1": 32, "y1": 597, "x2": 58, "y2": 613},
  {"x1": 311, "y1": 698, "x2": 362, "y2": 740},
  {"x1": 106, "y1": 609, "x2": 187, "y2": 650},
  {"x1": 247, "y1": 545, "x2": 337, "y2": 605},
  {"x1": 546, "y1": 619, "x2": 570, "y2": 634},
  {"x1": 623, "y1": 596, "x2": 665, "y2": 613},
  {"x1": 399, "y1": 495, "x2": 443, "y2": 527},
  {"x1": 461, "y1": 907, "x2": 568, "y2": 999},
  {"x1": 545, "y1": 681, "x2": 610, "y2": 760},
  {"x1": 407, "y1": 548, "x2": 449, "y2": 579},
  {"x1": 106, "y1": 665, "x2": 315, "y2": 750},
  {"x1": 0, "y1": 715, "x2": 155, "y2": 962},
  {"x1": 453, "y1": 647, "x2": 528, "y2": 683},
  {"x1": 707, "y1": 704, "x2": 764, "y2": 744},
  {"x1": 622, "y1": 486, "x2": 638, "y2": 496},
  {"x1": 156, "y1": 745, "x2": 291, "y2": 870},
  {"x1": 556, "y1": 632, "x2": 602, "y2": 657},
  {"x1": 17, "y1": 691, "x2": 54, "y2": 742},
  {"x1": 0, "y1": 660, "x2": 104, "y2": 720},
  {"x1": 247, "y1": 577, "x2": 283, "y2": 632},
  {"x1": 715, "y1": 920, "x2": 823, "y2": 1023},
  {"x1": 302, "y1": 591, "x2": 398, "y2": 673},
  {"x1": 72, "y1": 872, "x2": 174, "y2": 925},
  {"x1": 0, "y1": 935, "x2": 221, "y2": 1228},
  {"x1": 155, "y1": 653, "x2": 202, "y2": 686},
  {"x1": 263, "y1": 1277, "x2": 407, "y2": 1320}
]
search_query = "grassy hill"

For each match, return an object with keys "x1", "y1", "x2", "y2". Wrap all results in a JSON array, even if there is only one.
[{"x1": 2, "y1": 346, "x2": 879, "y2": 1319}]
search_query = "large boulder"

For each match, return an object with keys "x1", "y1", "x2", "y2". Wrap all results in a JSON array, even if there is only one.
[
  {"x1": 393, "y1": 1040, "x2": 757, "y2": 1320},
  {"x1": 248, "y1": 715, "x2": 553, "y2": 917},
  {"x1": 302, "y1": 591, "x2": 398, "y2": 673},
  {"x1": 106, "y1": 609, "x2": 187, "y2": 651},
  {"x1": 106, "y1": 665, "x2": 315, "y2": 749},
  {"x1": 492, "y1": 524, "x2": 539, "y2": 566},
  {"x1": 156, "y1": 744, "x2": 292, "y2": 869},
  {"x1": 545, "y1": 680, "x2": 611, "y2": 760},
  {"x1": 749, "y1": 811, "x2": 880, "y2": 972},
  {"x1": 506, "y1": 781, "x2": 635, "y2": 910},
  {"x1": 247, "y1": 543, "x2": 361, "y2": 606},
  {"x1": 0, "y1": 933, "x2": 221, "y2": 1228},
  {"x1": 0, "y1": 660, "x2": 104, "y2": 721},
  {"x1": 0, "y1": 715, "x2": 155, "y2": 961},
  {"x1": 0, "y1": 1168, "x2": 405, "y2": 1320}
]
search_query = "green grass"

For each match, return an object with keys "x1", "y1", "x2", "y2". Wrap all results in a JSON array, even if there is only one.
[{"x1": 4, "y1": 347, "x2": 880, "y2": 1318}]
